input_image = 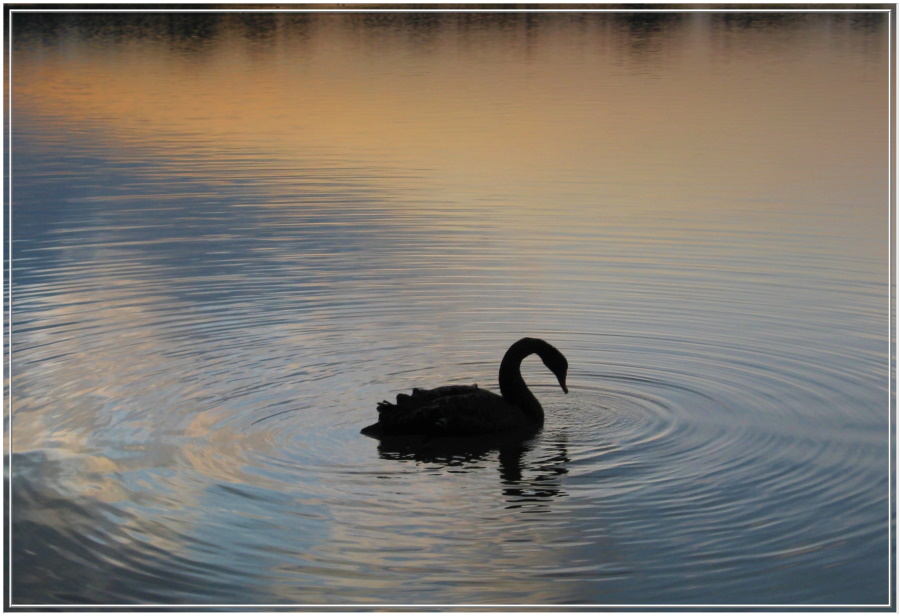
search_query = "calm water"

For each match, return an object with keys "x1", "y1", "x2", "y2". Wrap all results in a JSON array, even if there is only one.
[{"x1": 7, "y1": 10, "x2": 892, "y2": 607}]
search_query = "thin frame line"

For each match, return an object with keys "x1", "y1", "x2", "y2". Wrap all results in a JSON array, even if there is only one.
[
  {"x1": 891, "y1": 4, "x2": 897, "y2": 607},
  {"x1": 5, "y1": 4, "x2": 895, "y2": 610},
  {"x1": 7, "y1": 6, "x2": 13, "y2": 610},
  {"x1": 6, "y1": 7, "x2": 896, "y2": 12}
]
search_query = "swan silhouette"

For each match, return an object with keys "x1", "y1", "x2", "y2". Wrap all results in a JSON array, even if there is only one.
[{"x1": 361, "y1": 337, "x2": 568, "y2": 437}]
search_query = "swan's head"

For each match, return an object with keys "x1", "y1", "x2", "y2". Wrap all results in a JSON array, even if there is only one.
[{"x1": 535, "y1": 339, "x2": 569, "y2": 394}]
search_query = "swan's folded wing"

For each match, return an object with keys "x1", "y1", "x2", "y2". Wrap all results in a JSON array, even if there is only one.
[
  {"x1": 407, "y1": 384, "x2": 478, "y2": 404},
  {"x1": 386, "y1": 384, "x2": 478, "y2": 412},
  {"x1": 375, "y1": 388, "x2": 522, "y2": 436},
  {"x1": 421, "y1": 389, "x2": 524, "y2": 435}
]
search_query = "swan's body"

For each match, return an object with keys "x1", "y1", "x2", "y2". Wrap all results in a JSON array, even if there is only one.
[{"x1": 362, "y1": 337, "x2": 568, "y2": 437}]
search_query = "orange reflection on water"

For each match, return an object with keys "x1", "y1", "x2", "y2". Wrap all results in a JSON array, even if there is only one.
[{"x1": 12, "y1": 12, "x2": 889, "y2": 222}]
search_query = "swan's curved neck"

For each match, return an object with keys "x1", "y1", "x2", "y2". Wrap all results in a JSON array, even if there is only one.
[{"x1": 498, "y1": 338, "x2": 544, "y2": 419}]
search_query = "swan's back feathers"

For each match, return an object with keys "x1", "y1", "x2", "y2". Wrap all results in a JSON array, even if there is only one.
[
  {"x1": 385, "y1": 384, "x2": 479, "y2": 411},
  {"x1": 370, "y1": 385, "x2": 530, "y2": 436}
]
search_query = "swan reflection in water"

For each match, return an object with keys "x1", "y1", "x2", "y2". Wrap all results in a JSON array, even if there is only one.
[{"x1": 371, "y1": 428, "x2": 571, "y2": 507}]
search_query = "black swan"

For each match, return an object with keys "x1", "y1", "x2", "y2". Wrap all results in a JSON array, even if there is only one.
[{"x1": 361, "y1": 337, "x2": 568, "y2": 437}]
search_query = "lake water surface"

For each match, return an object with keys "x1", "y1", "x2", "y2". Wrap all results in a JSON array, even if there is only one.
[{"x1": 7, "y1": 9, "x2": 893, "y2": 607}]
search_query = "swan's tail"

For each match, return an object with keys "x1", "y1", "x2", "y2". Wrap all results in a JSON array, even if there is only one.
[{"x1": 360, "y1": 421, "x2": 384, "y2": 437}]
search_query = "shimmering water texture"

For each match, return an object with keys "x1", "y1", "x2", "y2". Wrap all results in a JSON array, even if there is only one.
[{"x1": 8, "y1": 10, "x2": 892, "y2": 607}]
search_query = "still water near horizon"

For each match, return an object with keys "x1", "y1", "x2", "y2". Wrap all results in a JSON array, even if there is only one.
[{"x1": 8, "y1": 11, "x2": 891, "y2": 606}]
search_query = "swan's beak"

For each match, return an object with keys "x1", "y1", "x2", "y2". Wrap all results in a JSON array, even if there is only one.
[{"x1": 559, "y1": 376, "x2": 569, "y2": 394}]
